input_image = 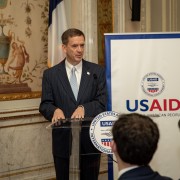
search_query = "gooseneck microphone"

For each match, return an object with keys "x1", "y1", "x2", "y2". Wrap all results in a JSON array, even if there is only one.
[{"x1": 93, "y1": 73, "x2": 97, "y2": 80}]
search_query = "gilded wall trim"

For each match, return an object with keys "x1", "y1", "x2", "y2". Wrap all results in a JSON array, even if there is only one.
[{"x1": 0, "y1": 91, "x2": 41, "y2": 101}]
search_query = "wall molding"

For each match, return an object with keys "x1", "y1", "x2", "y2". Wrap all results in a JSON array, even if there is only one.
[{"x1": 0, "y1": 163, "x2": 55, "y2": 180}]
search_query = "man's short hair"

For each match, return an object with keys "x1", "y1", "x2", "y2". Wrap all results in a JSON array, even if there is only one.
[
  {"x1": 112, "y1": 113, "x2": 159, "y2": 165},
  {"x1": 61, "y1": 28, "x2": 85, "y2": 45}
]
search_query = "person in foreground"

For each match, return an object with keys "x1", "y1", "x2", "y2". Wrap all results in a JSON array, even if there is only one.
[
  {"x1": 39, "y1": 28, "x2": 107, "y2": 180},
  {"x1": 111, "y1": 113, "x2": 173, "y2": 180}
]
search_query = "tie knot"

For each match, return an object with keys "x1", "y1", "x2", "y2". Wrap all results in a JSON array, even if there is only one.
[{"x1": 72, "y1": 66, "x2": 76, "y2": 73}]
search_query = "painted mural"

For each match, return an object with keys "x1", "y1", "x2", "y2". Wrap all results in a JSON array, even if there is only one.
[{"x1": 0, "y1": 0, "x2": 48, "y2": 100}]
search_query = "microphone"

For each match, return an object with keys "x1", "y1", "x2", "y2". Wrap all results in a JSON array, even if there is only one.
[
  {"x1": 93, "y1": 73, "x2": 97, "y2": 80},
  {"x1": 93, "y1": 73, "x2": 99, "y2": 93}
]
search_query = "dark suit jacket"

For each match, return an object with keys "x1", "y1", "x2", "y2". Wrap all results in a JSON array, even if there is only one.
[
  {"x1": 39, "y1": 59, "x2": 107, "y2": 157},
  {"x1": 118, "y1": 166, "x2": 173, "y2": 180}
]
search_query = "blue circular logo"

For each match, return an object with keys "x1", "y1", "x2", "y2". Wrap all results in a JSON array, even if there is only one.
[
  {"x1": 141, "y1": 72, "x2": 165, "y2": 97},
  {"x1": 89, "y1": 111, "x2": 119, "y2": 154}
]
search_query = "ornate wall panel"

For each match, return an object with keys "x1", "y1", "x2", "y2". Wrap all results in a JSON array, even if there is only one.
[
  {"x1": 97, "y1": 0, "x2": 113, "y2": 66},
  {"x1": 0, "y1": 0, "x2": 48, "y2": 101}
]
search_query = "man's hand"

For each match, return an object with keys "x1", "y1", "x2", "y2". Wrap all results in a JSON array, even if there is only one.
[
  {"x1": 71, "y1": 105, "x2": 84, "y2": 119},
  {"x1": 52, "y1": 108, "x2": 65, "y2": 123}
]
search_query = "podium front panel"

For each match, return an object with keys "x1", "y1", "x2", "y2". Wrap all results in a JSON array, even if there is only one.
[{"x1": 46, "y1": 118, "x2": 113, "y2": 180}]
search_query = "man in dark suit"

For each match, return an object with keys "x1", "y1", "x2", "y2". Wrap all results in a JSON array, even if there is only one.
[
  {"x1": 111, "y1": 113, "x2": 173, "y2": 180},
  {"x1": 39, "y1": 28, "x2": 107, "y2": 180}
]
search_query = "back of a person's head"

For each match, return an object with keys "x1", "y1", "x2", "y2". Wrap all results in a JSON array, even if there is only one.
[{"x1": 112, "y1": 113, "x2": 159, "y2": 166}]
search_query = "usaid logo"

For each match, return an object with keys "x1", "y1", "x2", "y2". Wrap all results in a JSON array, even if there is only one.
[
  {"x1": 89, "y1": 111, "x2": 119, "y2": 154},
  {"x1": 141, "y1": 72, "x2": 165, "y2": 97},
  {"x1": 100, "y1": 121, "x2": 114, "y2": 127}
]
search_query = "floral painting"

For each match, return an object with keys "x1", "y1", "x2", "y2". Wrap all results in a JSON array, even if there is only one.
[{"x1": 0, "y1": 0, "x2": 48, "y2": 100}]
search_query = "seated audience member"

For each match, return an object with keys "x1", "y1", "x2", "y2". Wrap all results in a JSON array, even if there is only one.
[{"x1": 111, "y1": 113, "x2": 173, "y2": 180}]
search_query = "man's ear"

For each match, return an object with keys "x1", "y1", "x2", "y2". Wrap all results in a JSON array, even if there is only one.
[
  {"x1": 62, "y1": 44, "x2": 66, "y2": 53},
  {"x1": 111, "y1": 140, "x2": 117, "y2": 153}
]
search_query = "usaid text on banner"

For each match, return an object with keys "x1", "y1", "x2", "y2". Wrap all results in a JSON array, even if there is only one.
[
  {"x1": 126, "y1": 99, "x2": 180, "y2": 112},
  {"x1": 124, "y1": 73, "x2": 180, "y2": 112}
]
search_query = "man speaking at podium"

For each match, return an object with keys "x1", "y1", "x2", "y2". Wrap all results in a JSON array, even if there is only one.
[{"x1": 39, "y1": 28, "x2": 107, "y2": 180}]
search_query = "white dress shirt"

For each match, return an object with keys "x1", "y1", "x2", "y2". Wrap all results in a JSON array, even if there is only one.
[{"x1": 65, "y1": 59, "x2": 82, "y2": 88}]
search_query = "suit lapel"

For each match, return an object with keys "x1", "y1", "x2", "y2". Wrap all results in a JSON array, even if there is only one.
[
  {"x1": 57, "y1": 60, "x2": 92, "y2": 102},
  {"x1": 77, "y1": 60, "x2": 91, "y2": 102}
]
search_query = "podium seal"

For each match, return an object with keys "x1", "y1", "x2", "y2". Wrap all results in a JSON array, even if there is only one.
[{"x1": 89, "y1": 111, "x2": 119, "y2": 154}]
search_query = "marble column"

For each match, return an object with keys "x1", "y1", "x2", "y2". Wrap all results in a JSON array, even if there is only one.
[
  {"x1": 66, "y1": 0, "x2": 98, "y2": 63},
  {"x1": 81, "y1": 0, "x2": 98, "y2": 63}
]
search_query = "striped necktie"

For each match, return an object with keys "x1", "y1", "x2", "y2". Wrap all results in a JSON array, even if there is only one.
[{"x1": 70, "y1": 67, "x2": 78, "y2": 100}]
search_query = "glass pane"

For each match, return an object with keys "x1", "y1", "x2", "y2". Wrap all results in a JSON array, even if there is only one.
[{"x1": 47, "y1": 119, "x2": 109, "y2": 180}]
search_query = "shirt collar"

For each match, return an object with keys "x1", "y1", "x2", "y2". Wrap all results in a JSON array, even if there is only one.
[
  {"x1": 65, "y1": 59, "x2": 82, "y2": 73},
  {"x1": 118, "y1": 166, "x2": 139, "y2": 178}
]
